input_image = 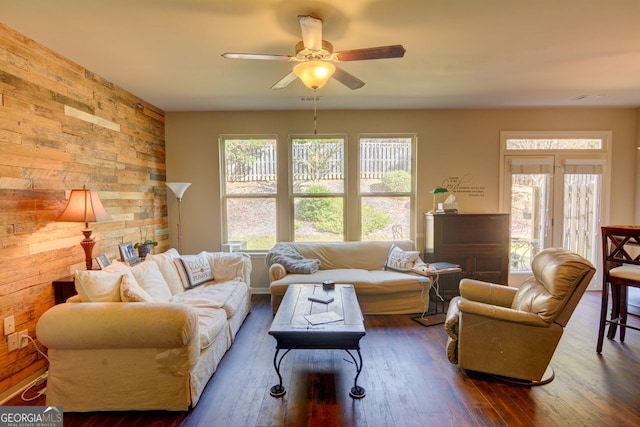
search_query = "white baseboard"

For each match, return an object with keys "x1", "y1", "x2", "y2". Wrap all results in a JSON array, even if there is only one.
[
  {"x1": 0, "y1": 368, "x2": 47, "y2": 405},
  {"x1": 251, "y1": 287, "x2": 270, "y2": 295}
]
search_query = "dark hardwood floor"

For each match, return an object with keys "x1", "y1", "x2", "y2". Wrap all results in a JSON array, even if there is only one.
[{"x1": 7, "y1": 291, "x2": 640, "y2": 426}]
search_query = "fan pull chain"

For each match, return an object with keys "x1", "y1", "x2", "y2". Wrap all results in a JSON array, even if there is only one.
[{"x1": 313, "y1": 90, "x2": 318, "y2": 135}]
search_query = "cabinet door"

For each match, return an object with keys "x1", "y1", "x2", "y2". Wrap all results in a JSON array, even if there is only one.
[
  {"x1": 429, "y1": 213, "x2": 509, "y2": 285},
  {"x1": 471, "y1": 254, "x2": 506, "y2": 283}
]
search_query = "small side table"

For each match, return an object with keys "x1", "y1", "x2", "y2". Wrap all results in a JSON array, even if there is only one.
[
  {"x1": 411, "y1": 266, "x2": 462, "y2": 327},
  {"x1": 52, "y1": 276, "x2": 76, "y2": 304}
]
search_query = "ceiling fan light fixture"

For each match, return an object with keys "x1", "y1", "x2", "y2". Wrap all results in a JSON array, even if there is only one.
[{"x1": 294, "y1": 60, "x2": 336, "y2": 90}]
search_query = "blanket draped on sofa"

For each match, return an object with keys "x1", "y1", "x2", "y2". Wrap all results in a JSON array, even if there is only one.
[{"x1": 265, "y1": 243, "x2": 320, "y2": 274}]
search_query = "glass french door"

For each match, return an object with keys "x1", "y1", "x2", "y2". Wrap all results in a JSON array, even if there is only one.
[{"x1": 502, "y1": 151, "x2": 608, "y2": 289}]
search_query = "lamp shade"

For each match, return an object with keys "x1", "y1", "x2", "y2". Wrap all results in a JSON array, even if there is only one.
[
  {"x1": 431, "y1": 186, "x2": 448, "y2": 195},
  {"x1": 166, "y1": 182, "x2": 191, "y2": 199},
  {"x1": 56, "y1": 187, "x2": 112, "y2": 225},
  {"x1": 56, "y1": 186, "x2": 111, "y2": 270},
  {"x1": 294, "y1": 61, "x2": 336, "y2": 90}
]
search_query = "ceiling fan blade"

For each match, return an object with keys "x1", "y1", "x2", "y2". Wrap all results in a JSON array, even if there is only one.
[
  {"x1": 298, "y1": 15, "x2": 323, "y2": 51},
  {"x1": 271, "y1": 71, "x2": 298, "y2": 90},
  {"x1": 335, "y1": 45, "x2": 406, "y2": 61},
  {"x1": 332, "y1": 66, "x2": 365, "y2": 90},
  {"x1": 222, "y1": 52, "x2": 293, "y2": 61}
]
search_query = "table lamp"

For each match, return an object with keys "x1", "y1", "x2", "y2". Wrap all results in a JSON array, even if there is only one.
[
  {"x1": 57, "y1": 185, "x2": 112, "y2": 270},
  {"x1": 431, "y1": 186, "x2": 448, "y2": 213},
  {"x1": 166, "y1": 182, "x2": 191, "y2": 253}
]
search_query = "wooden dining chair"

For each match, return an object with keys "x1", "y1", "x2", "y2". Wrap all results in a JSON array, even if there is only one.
[{"x1": 597, "y1": 225, "x2": 640, "y2": 353}]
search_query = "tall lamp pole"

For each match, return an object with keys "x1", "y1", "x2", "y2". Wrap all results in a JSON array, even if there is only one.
[{"x1": 166, "y1": 182, "x2": 191, "y2": 253}]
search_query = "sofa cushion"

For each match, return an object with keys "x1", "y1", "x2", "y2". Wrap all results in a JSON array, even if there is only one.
[
  {"x1": 286, "y1": 240, "x2": 415, "y2": 270},
  {"x1": 270, "y1": 268, "x2": 426, "y2": 297},
  {"x1": 192, "y1": 306, "x2": 227, "y2": 350},
  {"x1": 174, "y1": 253, "x2": 214, "y2": 289},
  {"x1": 74, "y1": 270, "x2": 123, "y2": 302},
  {"x1": 170, "y1": 280, "x2": 249, "y2": 318},
  {"x1": 120, "y1": 274, "x2": 155, "y2": 303},
  {"x1": 215, "y1": 280, "x2": 250, "y2": 318},
  {"x1": 146, "y1": 249, "x2": 183, "y2": 295}
]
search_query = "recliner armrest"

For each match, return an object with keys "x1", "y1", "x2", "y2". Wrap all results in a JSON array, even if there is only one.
[
  {"x1": 458, "y1": 298, "x2": 549, "y2": 327},
  {"x1": 459, "y1": 278, "x2": 517, "y2": 307}
]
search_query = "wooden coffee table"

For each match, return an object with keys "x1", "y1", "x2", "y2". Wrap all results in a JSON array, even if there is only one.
[{"x1": 268, "y1": 284, "x2": 367, "y2": 398}]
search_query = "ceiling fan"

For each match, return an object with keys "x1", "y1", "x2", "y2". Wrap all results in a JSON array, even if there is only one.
[{"x1": 221, "y1": 15, "x2": 406, "y2": 91}]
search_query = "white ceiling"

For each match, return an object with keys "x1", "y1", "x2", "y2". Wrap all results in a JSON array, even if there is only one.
[{"x1": 3, "y1": 0, "x2": 640, "y2": 112}]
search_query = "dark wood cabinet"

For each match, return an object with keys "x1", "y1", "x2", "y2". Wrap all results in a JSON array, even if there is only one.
[
  {"x1": 52, "y1": 276, "x2": 76, "y2": 304},
  {"x1": 424, "y1": 213, "x2": 510, "y2": 285}
]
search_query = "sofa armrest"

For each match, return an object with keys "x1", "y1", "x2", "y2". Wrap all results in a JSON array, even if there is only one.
[
  {"x1": 459, "y1": 278, "x2": 517, "y2": 308},
  {"x1": 36, "y1": 302, "x2": 199, "y2": 350},
  {"x1": 269, "y1": 263, "x2": 287, "y2": 283},
  {"x1": 458, "y1": 298, "x2": 549, "y2": 327}
]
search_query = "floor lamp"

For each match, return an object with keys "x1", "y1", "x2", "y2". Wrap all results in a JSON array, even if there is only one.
[
  {"x1": 57, "y1": 185, "x2": 112, "y2": 270},
  {"x1": 166, "y1": 182, "x2": 191, "y2": 253}
]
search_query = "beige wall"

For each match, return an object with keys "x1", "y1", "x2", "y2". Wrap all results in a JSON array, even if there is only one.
[
  {"x1": 166, "y1": 108, "x2": 638, "y2": 289},
  {"x1": 636, "y1": 108, "x2": 640, "y2": 224}
]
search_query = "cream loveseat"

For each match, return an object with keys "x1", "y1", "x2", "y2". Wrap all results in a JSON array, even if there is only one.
[
  {"x1": 267, "y1": 240, "x2": 430, "y2": 314},
  {"x1": 36, "y1": 249, "x2": 251, "y2": 412}
]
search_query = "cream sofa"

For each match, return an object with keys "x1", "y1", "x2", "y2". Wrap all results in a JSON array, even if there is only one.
[
  {"x1": 36, "y1": 249, "x2": 251, "y2": 412},
  {"x1": 267, "y1": 240, "x2": 430, "y2": 314}
]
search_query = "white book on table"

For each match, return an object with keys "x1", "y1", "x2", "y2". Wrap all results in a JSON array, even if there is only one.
[{"x1": 304, "y1": 311, "x2": 343, "y2": 325}]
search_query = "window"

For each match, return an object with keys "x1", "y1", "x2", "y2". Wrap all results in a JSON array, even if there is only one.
[
  {"x1": 359, "y1": 136, "x2": 415, "y2": 241},
  {"x1": 291, "y1": 136, "x2": 345, "y2": 241},
  {"x1": 506, "y1": 139, "x2": 602, "y2": 150},
  {"x1": 220, "y1": 136, "x2": 277, "y2": 250},
  {"x1": 220, "y1": 133, "x2": 417, "y2": 249}
]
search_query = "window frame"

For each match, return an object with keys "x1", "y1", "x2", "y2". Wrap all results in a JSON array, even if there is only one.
[
  {"x1": 358, "y1": 134, "x2": 417, "y2": 241},
  {"x1": 219, "y1": 134, "x2": 279, "y2": 251},
  {"x1": 289, "y1": 134, "x2": 347, "y2": 241},
  {"x1": 219, "y1": 132, "x2": 418, "y2": 250}
]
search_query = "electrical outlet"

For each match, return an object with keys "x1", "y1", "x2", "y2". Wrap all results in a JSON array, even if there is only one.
[
  {"x1": 7, "y1": 332, "x2": 19, "y2": 352},
  {"x1": 18, "y1": 330, "x2": 29, "y2": 348},
  {"x1": 4, "y1": 316, "x2": 15, "y2": 335}
]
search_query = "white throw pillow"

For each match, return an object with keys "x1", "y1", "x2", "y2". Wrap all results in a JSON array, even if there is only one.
[
  {"x1": 120, "y1": 274, "x2": 155, "y2": 303},
  {"x1": 204, "y1": 251, "x2": 247, "y2": 282},
  {"x1": 384, "y1": 244, "x2": 421, "y2": 271},
  {"x1": 146, "y1": 249, "x2": 183, "y2": 295},
  {"x1": 174, "y1": 252, "x2": 214, "y2": 289},
  {"x1": 74, "y1": 270, "x2": 124, "y2": 302},
  {"x1": 104, "y1": 260, "x2": 138, "y2": 282},
  {"x1": 129, "y1": 261, "x2": 173, "y2": 302}
]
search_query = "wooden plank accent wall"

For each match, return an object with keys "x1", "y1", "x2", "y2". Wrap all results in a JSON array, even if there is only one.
[{"x1": 0, "y1": 23, "x2": 168, "y2": 396}]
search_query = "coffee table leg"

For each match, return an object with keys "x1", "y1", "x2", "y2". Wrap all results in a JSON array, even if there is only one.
[
  {"x1": 345, "y1": 349, "x2": 366, "y2": 398},
  {"x1": 270, "y1": 348, "x2": 291, "y2": 397}
]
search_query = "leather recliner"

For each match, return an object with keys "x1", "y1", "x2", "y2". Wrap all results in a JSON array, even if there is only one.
[{"x1": 445, "y1": 247, "x2": 595, "y2": 383}]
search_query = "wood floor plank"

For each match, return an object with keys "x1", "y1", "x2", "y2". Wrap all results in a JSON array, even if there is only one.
[{"x1": 6, "y1": 292, "x2": 640, "y2": 426}]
